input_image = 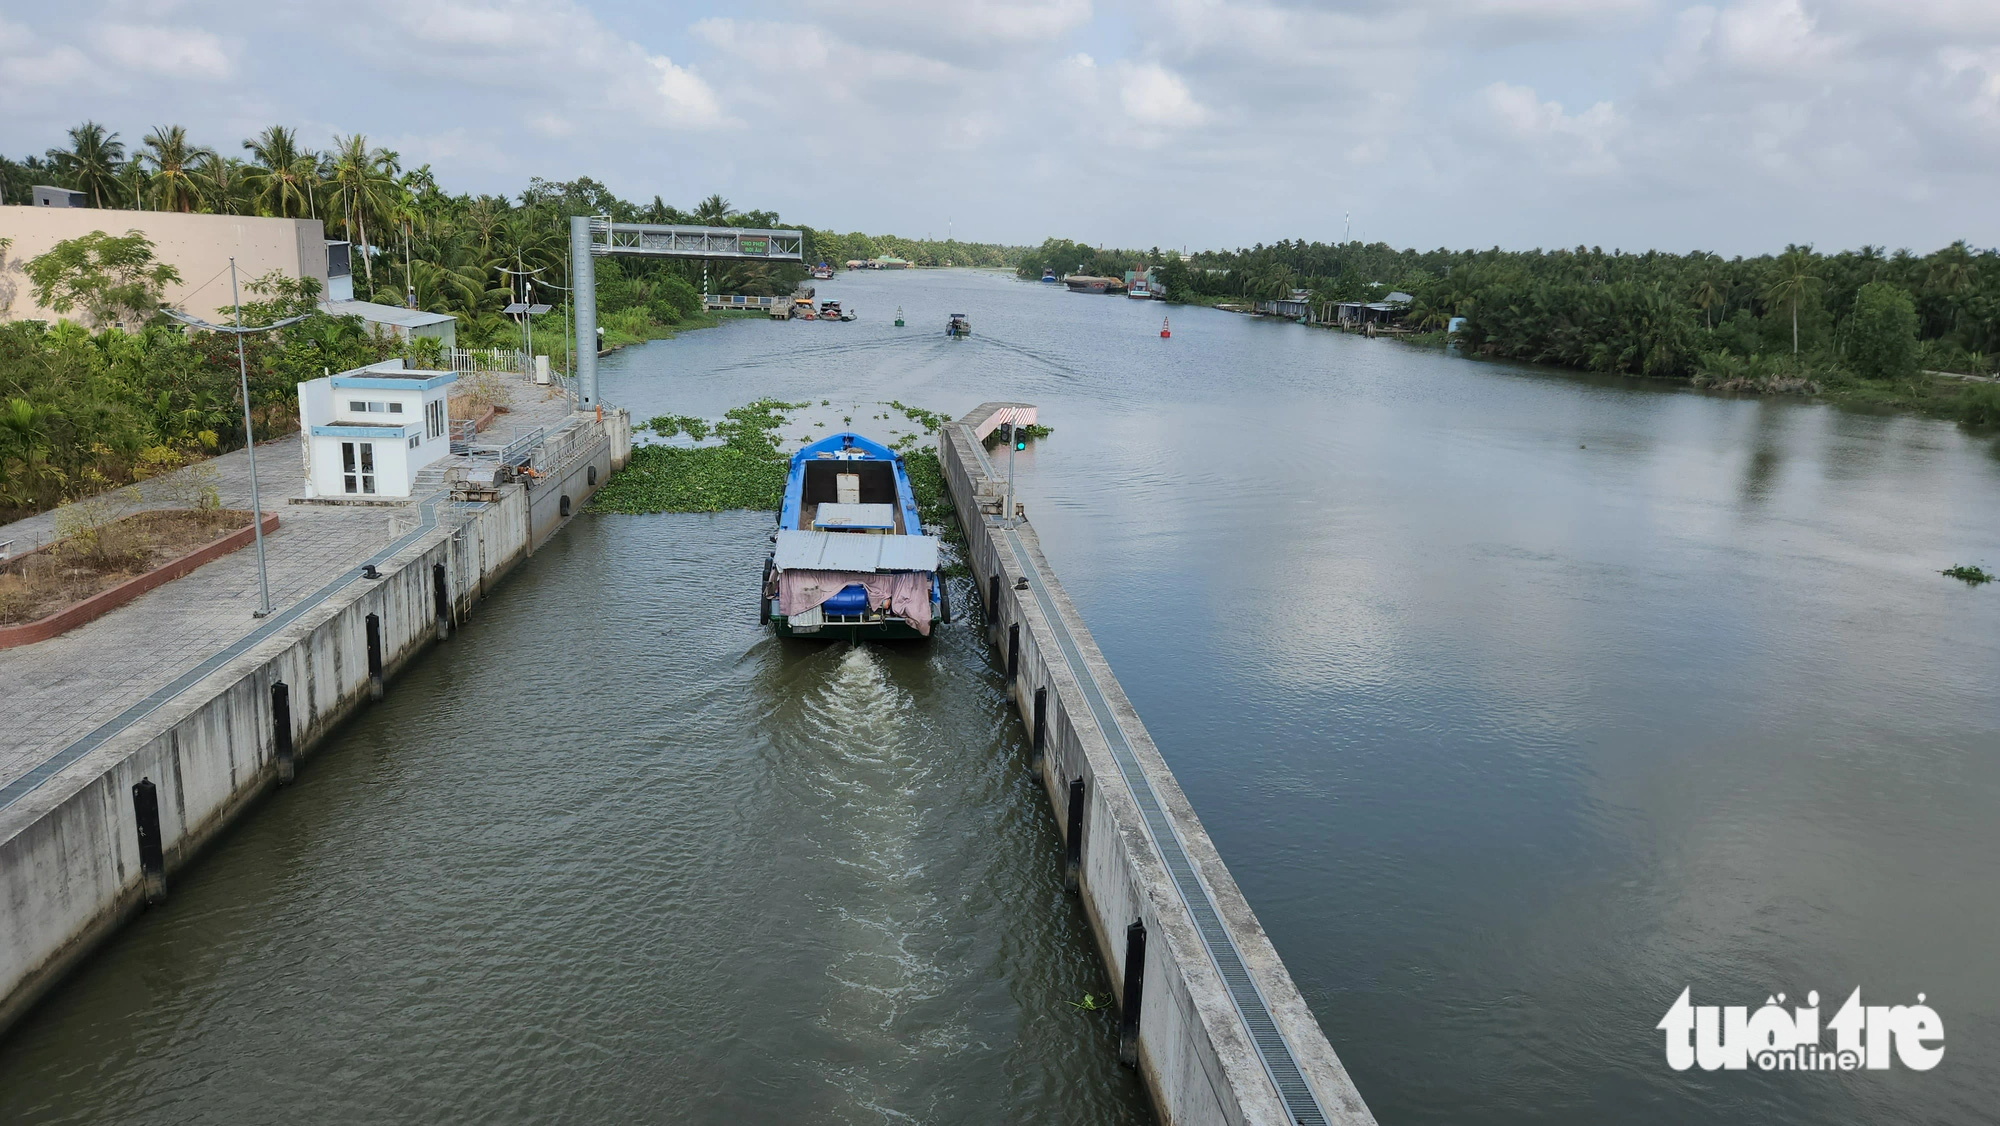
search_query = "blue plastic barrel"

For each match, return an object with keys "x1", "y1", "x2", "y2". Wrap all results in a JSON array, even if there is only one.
[{"x1": 823, "y1": 584, "x2": 870, "y2": 614}]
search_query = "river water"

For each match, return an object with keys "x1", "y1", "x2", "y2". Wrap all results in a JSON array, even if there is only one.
[{"x1": 5, "y1": 270, "x2": 1998, "y2": 1125}]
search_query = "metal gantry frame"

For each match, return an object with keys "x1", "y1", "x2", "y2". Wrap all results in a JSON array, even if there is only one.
[{"x1": 569, "y1": 216, "x2": 804, "y2": 408}]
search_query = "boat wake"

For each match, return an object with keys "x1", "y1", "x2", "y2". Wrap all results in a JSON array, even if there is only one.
[{"x1": 791, "y1": 647, "x2": 975, "y2": 1116}]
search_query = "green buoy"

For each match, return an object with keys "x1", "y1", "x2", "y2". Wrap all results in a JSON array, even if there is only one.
[{"x1": 894, "y1": 306, "x2": 904, "y2": 327}]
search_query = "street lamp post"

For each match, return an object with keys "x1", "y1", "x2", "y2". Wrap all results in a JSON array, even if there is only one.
[{"x1": 161, "y1": 258, "x2": 308, "y2": 618}]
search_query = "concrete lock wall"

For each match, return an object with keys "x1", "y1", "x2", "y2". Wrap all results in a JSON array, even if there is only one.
[
  {"x1": 940, "y1": 406, "x2": 1377, "y2": 1126},
  {"x1": 0, "y1": 413, "x2": 622, "y2": 1035}
]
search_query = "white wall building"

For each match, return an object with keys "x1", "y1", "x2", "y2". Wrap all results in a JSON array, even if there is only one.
[{"x1": 297, "y1": 360, "x2": 456, "y2": 499}]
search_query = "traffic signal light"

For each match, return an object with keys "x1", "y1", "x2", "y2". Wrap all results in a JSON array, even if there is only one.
[{"x1": 1015, "y1": 431, "x2": 1028, "y2": 451}]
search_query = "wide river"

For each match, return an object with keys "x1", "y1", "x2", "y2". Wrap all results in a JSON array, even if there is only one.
[{"x1": 4, "y1": 270, "x2": 1997, "y2": 1124}]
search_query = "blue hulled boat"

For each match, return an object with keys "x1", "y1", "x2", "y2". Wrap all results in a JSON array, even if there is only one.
[{"x1": 762, "y1": 432, "x2": 946, "y2": 641}]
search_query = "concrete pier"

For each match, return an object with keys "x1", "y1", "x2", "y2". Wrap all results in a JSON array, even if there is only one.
[
  {"x1": 0, "y1": 400, "x2": 628, "y2": 1036},
  {"x1": 941, "y1": 403, "x2": 1376, "y2": 1126}
]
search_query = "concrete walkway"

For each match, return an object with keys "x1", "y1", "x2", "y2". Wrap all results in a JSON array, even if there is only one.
[{"x1": 0, "y1": 372, "x2": 575, "y2": 796}]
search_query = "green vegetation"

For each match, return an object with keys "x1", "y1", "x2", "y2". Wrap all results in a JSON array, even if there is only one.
[
  {"x1": 23, "y1": 230, "x2": 182, "y2": 328},
  {"x1": 1849, "y1": 282, "x2": 1919, "y2": 381},
  {"x1": 1940, "y1": 565, "x2": 1993, "y2": 586},
  {"x1": 589, "y1": 444, "x2": 787, "y2": 514},
  {"x1": 644, "y1": 415, "x2": 712, "y2": 441},
  {"x1": 886, "y1": 400, "x2": 952, "y2": 433},
  {"x1": 1, "y1": 118, "x2": 1018, "y2": 519},
  {"x1": 0, "y1": 272, "x2": 396, "y2": 519},
  {"x1": 809, "y1": 233, "x2": 1025, "y2": 270},
  {"x1": 592, "y1": 399, "x2": 802, "y2": 514},
  {"x1": 1017, "y1": 235, "x2": 2000, "y2": 426},
  {"x1": 1017, "y1": 239, "x2": 1150, "y2": 282}
]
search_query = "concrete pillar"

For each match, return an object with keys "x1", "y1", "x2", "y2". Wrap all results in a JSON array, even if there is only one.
[{"x1": 570, "y1": 216, "x2": 597, "y2": 409}]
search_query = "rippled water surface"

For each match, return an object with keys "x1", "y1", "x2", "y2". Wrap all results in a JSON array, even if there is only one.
[{"x1": 6, "y1": 270, "x2": 1999, "y2": 1124}]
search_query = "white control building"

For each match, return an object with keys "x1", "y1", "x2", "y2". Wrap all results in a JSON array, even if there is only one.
[{"x1": 297, "y1": 360, "x2": 456, "y2": 499}]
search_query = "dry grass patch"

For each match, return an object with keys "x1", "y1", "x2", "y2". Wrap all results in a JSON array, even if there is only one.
[{"x1": 0, "y1": 508, "x2": 258, "y2": 625}]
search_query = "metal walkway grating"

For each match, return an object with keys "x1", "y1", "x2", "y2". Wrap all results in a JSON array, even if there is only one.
[{"x1": 1001, "y1": 524, "x2": 1328, "y2": 1125}]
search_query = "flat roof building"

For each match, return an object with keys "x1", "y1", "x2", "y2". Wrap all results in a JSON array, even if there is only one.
[
  {"x1": 31, "y1": 186, "x2": 86, "y2": 208},
  {"x1": 297, "y1": 360, "x2": 457, "y2": 499}
]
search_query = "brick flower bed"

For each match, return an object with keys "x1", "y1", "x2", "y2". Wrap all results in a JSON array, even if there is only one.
[{"x1": 0, "y1": 510, "x2": 279, "y2": 648}]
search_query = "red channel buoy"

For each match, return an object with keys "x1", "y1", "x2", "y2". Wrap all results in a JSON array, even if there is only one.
[{"x1": 1160, "y1": 316, "x2": 1171, "y2": 338}]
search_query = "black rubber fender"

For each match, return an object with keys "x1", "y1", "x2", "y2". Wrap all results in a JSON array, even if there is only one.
[
  {"x1": 759, "y1": 557, "x2": 775, "y2": 625},
  {"x1": 937, "y1": 575, "x2": 951, "y2": 624}
]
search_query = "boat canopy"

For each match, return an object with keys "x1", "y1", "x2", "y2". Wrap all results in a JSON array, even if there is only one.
[{"x1": 775, "y1": 529, "x2": 939, "y2": 573}]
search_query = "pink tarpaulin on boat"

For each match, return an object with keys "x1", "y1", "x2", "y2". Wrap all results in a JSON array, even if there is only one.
[{"x1": 778, "y1": 569, "x2": 933, "y2": 635}]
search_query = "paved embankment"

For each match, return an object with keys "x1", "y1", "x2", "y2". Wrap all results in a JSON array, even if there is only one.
[
  {"x1": 0, "y1": 403, "x2": 628, "y2": 1036},
  {"x1": 941, "y1": 403, "x2": 1376, "y2": 1126}
]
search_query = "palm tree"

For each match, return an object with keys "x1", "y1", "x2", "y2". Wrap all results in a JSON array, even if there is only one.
[
  {"x1": 326, "y1": 134, "x2": 401, "y2": 286},
  {"x1": 1926, "y1": 240, "x2": 1975, "y2": 337},
  {"x1": 48, "y1": 122, "x2": 125, "y2": 208},
  {"x1": 695, "y1": 193, "x2": 736, "y2": 226},
  {"x1": 140, "y1": 126, "x2": 214, "y2": 213},
  {"x1": 465, "y1": 198, "x2": 505, "y2": 257},
  {"x1": 243, "y1": 126, "x2": 316, "y2": 218},
  {"x1": 194, "y1": 153, "x2": 252, "y2": 215},
  {"x1": 1691, "y1": 275, "x2": 1724, "y2": 330},
  {"x1": 1764, "y1": 246, "x2": 1822, "y2": 354},
  {"x1": 114, "y1": 159, "x2": 150, "y2": 209}
]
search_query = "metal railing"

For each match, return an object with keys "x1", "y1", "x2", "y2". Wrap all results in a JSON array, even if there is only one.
[
  {"x1": 466, "y1": 426, "x2": 547, "y2": 466},
  {"x1": 702, "y1": 294, "x2": 786, "y2": 310}
]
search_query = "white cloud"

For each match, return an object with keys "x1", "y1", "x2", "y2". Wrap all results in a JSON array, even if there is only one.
[
  {"x1": 94, "y1": 25, "x2": 232, "y2": 80},
  {"x1": 1479, "y1": 81, "x2": 1624, "y2": 174},
  {"x1": 1115, "y1": 62, "x2": 1210, "y2": 128},
  {"x1": 651, "y1": 57, "x2": 725, "y2": 127},
  {"x1": 3, "y1": 0, "x2": 1999, "y2": 255},
  {"x1": 1712, "y1": 0, "x2": 1843, "y2": 73}
]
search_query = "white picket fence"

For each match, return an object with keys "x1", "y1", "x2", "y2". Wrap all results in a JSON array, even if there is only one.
[{"x1": 442, "y1": 346, "x2": 526, "y2": 375}]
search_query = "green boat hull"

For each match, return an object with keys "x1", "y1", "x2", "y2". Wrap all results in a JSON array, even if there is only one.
[{"x1": 773, "y1": 615, "x2": 929, "y2": 643}]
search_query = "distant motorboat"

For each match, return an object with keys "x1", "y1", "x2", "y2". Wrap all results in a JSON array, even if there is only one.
[
  {"x1": 1041, "y1": 269, "x2": 1058, "y2": 283},
  {"x1": 811, "y1": 263, "x2": 834, "y2": 280},
  {"x1": 946, "y1": 313, "x2": 971, "y2": 337}
]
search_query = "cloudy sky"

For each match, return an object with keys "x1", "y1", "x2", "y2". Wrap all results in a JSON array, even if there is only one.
[{"x1": 4, "y1": 0, "x2": 1997, "y2": 256}]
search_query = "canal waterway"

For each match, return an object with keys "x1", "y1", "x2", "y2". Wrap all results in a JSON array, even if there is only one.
[{"x1": 6, "y1": 269, "x2": 1999, "y2": 1124}]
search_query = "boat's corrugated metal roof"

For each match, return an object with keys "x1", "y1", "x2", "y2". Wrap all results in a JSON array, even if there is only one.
[{"x1": 775, "y1": 530, "x2": 938, "y2": 572}]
